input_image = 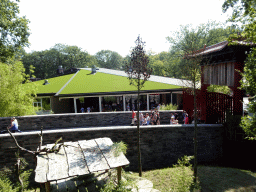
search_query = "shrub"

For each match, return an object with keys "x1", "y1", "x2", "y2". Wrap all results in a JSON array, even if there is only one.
[
  {"x1": 172, "y1": 155, "x2": 200, "y2": 192},
  {"x1": 160, "y1": 103, "x2": 178, "y2": 110}
]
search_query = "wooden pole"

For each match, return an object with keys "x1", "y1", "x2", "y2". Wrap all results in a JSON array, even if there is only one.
[{"x1": 117, "y1": 167, "x2": 122, "y2": 185}]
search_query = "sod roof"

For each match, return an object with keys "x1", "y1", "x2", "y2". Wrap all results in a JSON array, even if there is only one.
[{"x1": 35, "y1": 69, "x2": 182, "y2": 97}]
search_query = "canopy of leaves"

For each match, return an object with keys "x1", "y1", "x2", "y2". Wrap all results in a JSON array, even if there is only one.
[
  {"x1": 95, "y1": 50, "x2": 124, "y2": 70},
  {"x1": 0, "y1": 0, "x2": 30, "y2": 62},
  {"x1": 22, "y1": 44, "x2": 95, "y2": 79},
  {"x1": 223, "y1": 0, "x2": 256, "y2": 138},
  {"x1": 0, "y1": 60, "x2": 37, "y2": 117},
  {"x1": 125, "y1": 36, "x2": 152, "y2": 90},
  {"x1": 166, "y1": 21, "x2": 241, "y2": 80}
]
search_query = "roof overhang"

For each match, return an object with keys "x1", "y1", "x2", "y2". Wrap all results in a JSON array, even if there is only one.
[{"x1": 37, "y1": 88, "x2": 183, "y2": 98}]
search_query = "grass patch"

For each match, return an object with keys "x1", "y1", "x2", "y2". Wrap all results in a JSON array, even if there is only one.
[
  {"x1": 139, "y1": 166, "x2": 256, "y2": 192},
  {"x1": 198, "y1": 166, "x2": 256, "y2": 191},
  {"x1": 139, "y1": 166, "x2": 194, "y2": 191}
]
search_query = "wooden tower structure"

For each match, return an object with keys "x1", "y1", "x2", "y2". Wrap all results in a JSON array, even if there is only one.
[{"x1": 183, "y1": 40, "x2": 255, "y2": 123}]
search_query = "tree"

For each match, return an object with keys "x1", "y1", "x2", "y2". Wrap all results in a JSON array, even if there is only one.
[
  {"x1": 95, "y1": 50, "x2": 123, "y2": 69},
  {"x1": 167, "y1": 23, "x2": 213, "y2": 184},
  {"x1": 22, "y1": 44, "x2": 95, "y2": 79},
  {"x1": 222, "y1": 0, "x2": 256, "y2": 139},
  {"x1": 0, "y1": 0, "x2": 30, "y2": 62},
  {"x1": 0, "y1": 60, "x2": 37, "y2": 117},
  {"x1": 125, "y1": 36, "x2": 152, "y2": 177},
  {"x1": 148, "y1": 52, "x2": 168, "y2": 76},
  {"x1": 166, "y1": 21, "x2": 241, "y2": 79}
]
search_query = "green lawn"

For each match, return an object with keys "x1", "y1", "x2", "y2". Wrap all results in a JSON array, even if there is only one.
[{"x1": 132, "y1": 166, "x2": 256, "y2": 192}]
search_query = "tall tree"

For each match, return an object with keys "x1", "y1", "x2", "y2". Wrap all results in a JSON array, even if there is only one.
[
  {"x1": 167, "y1": 23, "x2": 211, "y2": 184},
  {"x1": 22, "y1": 44, "x2": 95, "y2": 79},
  {"x1": 0, "y1": 0, "x2": 30, "y2": 62},
  {"x1": 125, "y1": 36, "x2": 152, "y2": 177},
  {"x1": 166, "y1": 21, "x2": 241, "y2": 79},
  {"x1": 223, "y1": 0, "x2": 256, "y2": 139},
  {"x1": 0, "y1": 60, "x2": 37, "y2": 117}
]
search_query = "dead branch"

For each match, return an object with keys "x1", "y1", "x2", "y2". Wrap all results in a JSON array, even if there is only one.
[{"x1": 7, "y1": 127, "x2": 36, "y2": 155}]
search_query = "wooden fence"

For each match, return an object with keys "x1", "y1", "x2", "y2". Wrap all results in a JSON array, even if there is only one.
[{"x1": 183, "y1": 89, "x2": 233, "y2": 124}]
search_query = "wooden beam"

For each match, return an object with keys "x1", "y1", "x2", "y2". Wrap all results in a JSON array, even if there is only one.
[{"x1": 117, "y1": 167, "x2": 121, "y2": 185}]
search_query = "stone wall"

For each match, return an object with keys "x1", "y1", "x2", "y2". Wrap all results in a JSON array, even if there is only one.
[
  {"x1": 0, "y1": 124, "x2": 224, "y2": 172},
  {"x1": 0, "y1": 111, "x2": 184, "y2": 131}
]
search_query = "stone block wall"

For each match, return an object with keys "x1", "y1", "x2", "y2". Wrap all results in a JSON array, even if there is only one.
[
  {"x1": 0, "y1": 110, "x2": 184, "y2": 131},
  {"x1": 0, "y1": 124, "x2": 224, "y2": 172}
]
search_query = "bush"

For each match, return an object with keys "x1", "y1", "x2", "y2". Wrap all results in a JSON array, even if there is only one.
[
  {"x1": 0, "y1": 152, "x2": 32, "y2": 192},
  {"x1": 160, "y1": 103, "x2": 178, "y2": 110},
  {"x1": 172, "y1": 155, "x2": 200, "y2": 192},
  {"x1": 0, "y1": 177, "x2": 17, "y2": 192}
]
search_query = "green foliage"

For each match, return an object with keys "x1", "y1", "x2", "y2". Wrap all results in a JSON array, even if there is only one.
[
  {"x1": 0, "y1": 153, "x2": 32, "y2": 192},
  {"x1": 207, "y1": 84, "x2": 231, "y2": 95},
  {"x1": 100, "y1": 179, "x2": 132, "y2": 192},
  {"x1": 241, "y1": 114, "x2": 256, "y2": 139},
  {"x1": 104, "y1": 96, "x2": 116, "y2": 103},
  {"x1": 148, "y1": 53, "x2": 168, "y2": 76},
  {"x1": 222, "y1": 0, "x2": 256, "y2": 24},
  {"x1": 0, "y1": 0, "x2": 30, "y2": 62},
  {"x1": 172, "y1": 156, "x2": 200, "y2": 192},
  {"x1": 223, "y1": 0, "x2": 256, "y2": 139},
  {"x1": 22, "y1": 44, "x2": 95, "y2": 79},
  {"x1": 95, "y1": 50, "x2": 124, "y2": 70},
  {"x1": 112, "y1": 141, "x2": 128, "y2": 157},
  {"x1": 126, "y1": 36, "x2": 152, "y2": 91},
  {"x1": 166, "y1": 21, "x2": 241, "y2": 80},
  {"x1": 160, "y1": 103, "x2": 178, "y2": 110},
  {"x1": 42, "y1": 98, "x2": 51, "y2": 110},
  {"x1": 0, "y1": 177, "x2": 17, "y2": 192},
  {"x1": 0, "y1": 60, "x2": 38, "y2": 117}
]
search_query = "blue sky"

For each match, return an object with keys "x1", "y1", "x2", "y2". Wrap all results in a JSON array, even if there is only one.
[{"x1": 18, "y1": 0, "x2": 231, "y2": 57}]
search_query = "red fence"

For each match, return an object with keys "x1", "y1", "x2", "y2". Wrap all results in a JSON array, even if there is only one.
[{"x1": 183, "y1": 89, "x2": 233, "y2": 124}]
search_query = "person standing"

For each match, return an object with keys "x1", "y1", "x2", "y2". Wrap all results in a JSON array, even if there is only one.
[
  {"x1": 170, "y1": 113, "x2": 175, "y2": 124},
  {"x1": 127, "y1": 104, "x2": 130, "y2": 111},
  {"x1": 87, "y1": 106, "x2": 91, "y2": 113},
  {"x1": 157, "y1": 104, "x2": 161, "y2": 111},
  {"x1": 131, "y1": 110, "x2": 136, "y2": 125},
  {"x1": 142, "y1": 115, "x2": 147, "y2": 125},
  {"x1": 139, "y1": 112, "x2": 144, "y2": 125},
  {"x1": 80, "y1": 107, "x2": 85, "y2": 113},
  {"x1": 156, "y1": 112, "x2": 160, "y2": 125},
  {"x1": 146, "y1": 113, "x2": 151, "y2": 125},
  {"x1": 152, "y1": 112, "x2": 157, "y2": 125},
  {"x1": 185, "y1": 114, "x2": 189, "y2": 124}
]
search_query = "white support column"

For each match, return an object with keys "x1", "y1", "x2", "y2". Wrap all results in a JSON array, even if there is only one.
[
  {"x1": 147, "y1": 94, "x2": 149, "y2": 111},
  {"x1": 40, "y1": 98, "x2": 43, "y2": 110},
  {"x1": 171, "y1": 92, "x2": 173, "y2": 105},
  {"x1": 99, "y1": 96, "x2": 102, "y2": 112},
  {"x1": 74, "y1": 98, "x2": 77, "y2": 113},
  {"x1": 123, "y1": 96, "x2": 126, "y2": 111}
]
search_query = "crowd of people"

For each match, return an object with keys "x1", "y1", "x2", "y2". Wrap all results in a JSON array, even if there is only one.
[
  {"x1": 131, "y1": 110, "x2": 190, "y2": 126},
  {"x1": 131, "y1": 109, "x2": 161, "y2": 126}
]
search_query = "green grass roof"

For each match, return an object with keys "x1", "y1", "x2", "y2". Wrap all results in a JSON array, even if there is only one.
[
  {"x1": 35, "y1": 69, "x2": 181, "y2": 96},
  {"x1": 34, "y1": 73, "x2": 75, "y2": 94}
]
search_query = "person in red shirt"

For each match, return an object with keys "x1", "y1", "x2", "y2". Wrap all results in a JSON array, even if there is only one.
[
  {"x1": 185, "y1": 114, "x2": 189, "y2": 124},
  {"x1": 132, "y1": 110, "x2": 136, "y2": 125}
]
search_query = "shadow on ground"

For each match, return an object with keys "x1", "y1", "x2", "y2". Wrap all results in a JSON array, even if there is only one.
[{"x1": 198, "y1": 166, "x2": 256, "y2": 192}]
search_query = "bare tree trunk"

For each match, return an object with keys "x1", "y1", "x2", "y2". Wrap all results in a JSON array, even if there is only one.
[
  {"x1": 193, "y1": 82, "x2": 198, "y2": 184},
  {"x1": 137, "y1": 86, "x2": 142, "y2": 177}
]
